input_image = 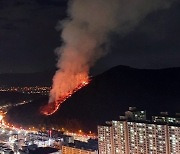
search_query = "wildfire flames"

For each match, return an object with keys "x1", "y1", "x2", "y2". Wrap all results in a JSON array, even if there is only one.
[
  {"x1": 41, "y1": 78, "x2": 89, "y2": 116},
  {"x1": 40, "y1": 0, "x2": 172, "y2": 116}
]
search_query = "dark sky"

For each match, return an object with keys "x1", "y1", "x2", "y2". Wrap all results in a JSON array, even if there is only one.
[{"x1": 0, "y1": 0, "x2": 180, "y2": 74}]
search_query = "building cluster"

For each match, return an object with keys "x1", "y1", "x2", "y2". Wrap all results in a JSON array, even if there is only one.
[
  {"x1": 98, "y1": 107, "x2": 180, "y2": 154},
  {"x1": 18, "y1": 132, "x2": 98, "y2": 154},
  {"x1": 0, "y1": 126, "x2": 98, "y2": 154},
  {"x1": 0, "y1": 106, "x2": 179, "y2": 154},
  {"x1": 0, "y1": 86, "x2": 50, "y2": 95}
]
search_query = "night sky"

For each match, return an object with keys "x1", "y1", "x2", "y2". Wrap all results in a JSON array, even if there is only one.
[{"x1": 0, "y1": 0, "x2": 180, "y2": 74}]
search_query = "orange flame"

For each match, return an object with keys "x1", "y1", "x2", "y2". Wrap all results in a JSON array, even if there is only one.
[{"x1": 41, "y1": 79, "x2": 89, "y2": 116}]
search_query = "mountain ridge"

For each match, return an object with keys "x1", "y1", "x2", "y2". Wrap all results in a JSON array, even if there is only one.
[{"x1": 5, "y1": 65, "x2": 180, "y2": 132}]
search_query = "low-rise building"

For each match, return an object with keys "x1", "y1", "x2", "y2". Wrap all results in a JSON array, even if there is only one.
[{"x1": 62, "y1": 140, "x2": 98, "y2": 154}]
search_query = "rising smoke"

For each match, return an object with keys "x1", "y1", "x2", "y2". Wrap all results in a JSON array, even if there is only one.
[{"x1": 49, "y1": 0, "x2": 175, "y2": 104}]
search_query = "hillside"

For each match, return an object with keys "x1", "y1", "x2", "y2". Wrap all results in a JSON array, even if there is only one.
[
  {"x1": 0, "y1": 92, "x2": 40, "y2": 106},
  {"x1": 5, "y1": 66, "x2": 180, "y2": 132},
  {"x1": 0, "y1": 71, "x2": 55, "y2": 86}
]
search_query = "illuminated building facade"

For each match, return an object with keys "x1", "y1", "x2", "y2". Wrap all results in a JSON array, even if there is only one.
[
  {"x1": 111, "y1": 120, "x2": 128, "y2": 154},
  {"x1": 62, "y1": 145, "x2": 98, "y2": 154},
  {"x1": 98, "y1": 125, "x2": 113, "y2": 154},
  {"x1": 98, "y1": 107, "x2": 180, "y2": 154},
  {"x1": 127, "y1": 122, "x2": 147, "y2": 154},
  {"x1": 61, "y1": 139, "x2": 98, "y2": 154},
  {"x1": 168, "y1": 125, "x2": 180, "y2": 153},
  {"x1": 146, "y1": 123, "x2": 158, "y2": 153}
]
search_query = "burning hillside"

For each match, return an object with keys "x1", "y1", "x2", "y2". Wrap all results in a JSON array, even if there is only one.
[
  {"x1": 41, "y1": 79, "x2": 89, "y2": 115},
  {"x1": 41, "y1": 0, "x2": 174, "y2": 115},
  {"x1": 5, "y1": 66, "x2": 180, "y2": 132}
]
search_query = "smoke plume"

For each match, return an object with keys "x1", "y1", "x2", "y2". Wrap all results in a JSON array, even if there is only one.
[{"x1": 49, "y1": 0, "x2": 174, "y2": 105}]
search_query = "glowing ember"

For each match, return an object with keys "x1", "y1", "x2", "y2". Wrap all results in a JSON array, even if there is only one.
[{"x1": 41, "y1": 80, "x2": 89, "y2": 116}]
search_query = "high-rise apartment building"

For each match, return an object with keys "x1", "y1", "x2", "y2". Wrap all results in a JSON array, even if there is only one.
[
  {"x1": 111, "y1": 121, "x2": 128, "y2": 154},
  {"x1": 98, "y1": 125, "x2": 113, "y2": 154},
  {"x1": 98, "y1": 107, "x2": 180, "y2": 154},
  {"x1": 168, "y1": 125, "x2": 180, "y2": 153}
]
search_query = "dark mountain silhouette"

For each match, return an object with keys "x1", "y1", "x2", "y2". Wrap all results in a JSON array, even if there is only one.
[
  {"x1": 5, "y1": 65, "x2": 180, "y2": 132},
  {"x1": 0, "y1": 92, "x2": 40, "y2": 106},
  {"x1": 0, "y1": 70, "x2": 55, "y2": 86}
]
